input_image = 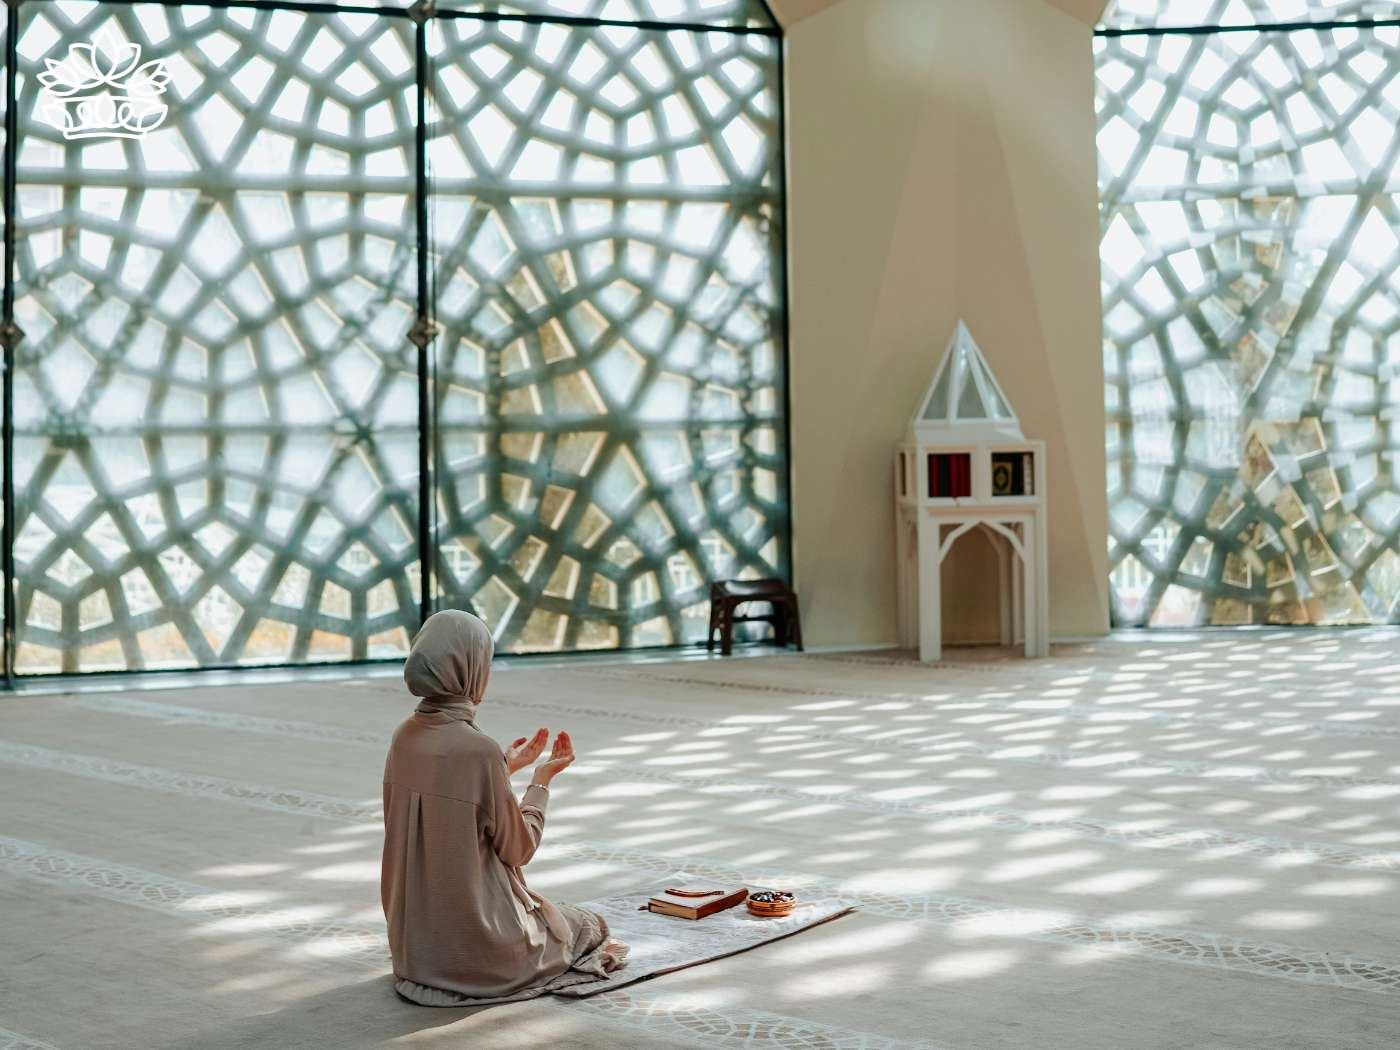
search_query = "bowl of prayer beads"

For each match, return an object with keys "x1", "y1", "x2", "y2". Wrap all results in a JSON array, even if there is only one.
[{"x1": 746, "y1": 890, "x2": 796, "y2": 917}]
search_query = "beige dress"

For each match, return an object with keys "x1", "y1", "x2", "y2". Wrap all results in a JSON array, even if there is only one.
[{"x1": 381, "y1": 700, "x2": 623, "y2": 1005}]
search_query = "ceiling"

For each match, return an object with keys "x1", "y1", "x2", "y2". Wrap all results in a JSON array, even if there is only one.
[{"x1": 766, "y1": 0, "x2": 1108, "y2": 28}]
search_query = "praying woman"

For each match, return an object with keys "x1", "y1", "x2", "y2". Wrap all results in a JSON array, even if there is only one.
[{"x1": 381, "y1": 609, "x2": 628, "y2": 1005}]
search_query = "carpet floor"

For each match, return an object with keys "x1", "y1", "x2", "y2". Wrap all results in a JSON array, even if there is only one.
[{"x1": 1, "y1": 630, "x2": 1398, "y2": 1049}]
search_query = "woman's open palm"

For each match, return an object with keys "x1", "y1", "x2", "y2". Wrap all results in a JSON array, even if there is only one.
[
  {"x1": 506, "y1": 728, "x2": 548, "y2": 774},
  {"x1": 534, "y1": 730, "x2": 575, "y2": 783}
]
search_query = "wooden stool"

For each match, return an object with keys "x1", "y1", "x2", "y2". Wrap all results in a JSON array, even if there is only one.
[{"x1": 707, "y1": 578, "x2": 803, "y2": 656}]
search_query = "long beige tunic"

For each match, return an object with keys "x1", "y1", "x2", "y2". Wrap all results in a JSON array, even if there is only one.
[{"x1": 381, "y1": 704, "x2": 609, "y2": 1003}]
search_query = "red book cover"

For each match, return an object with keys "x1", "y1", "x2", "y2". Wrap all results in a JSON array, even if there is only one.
[{"x1": 929, "y1": 453, "x2": 971, "y2": 498}]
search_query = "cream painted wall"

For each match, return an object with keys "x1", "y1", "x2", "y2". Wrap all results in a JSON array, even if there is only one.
[
  {"x1": 769, "y1": 1, "x2": 1106, "y2": 29},
  {"x1": 784, "y1": 0, "x2": 1110, "y2": 647}
]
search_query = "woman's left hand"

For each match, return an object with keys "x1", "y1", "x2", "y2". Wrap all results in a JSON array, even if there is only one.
[
  {"x1": 506, "y1": 727, "x2": 549, "y2": 774},
  {"x1": 531, "y1": 730, "x2": 575, "y2": 786}
]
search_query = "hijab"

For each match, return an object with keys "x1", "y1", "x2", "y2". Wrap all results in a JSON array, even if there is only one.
[{"x1": 404, "y1": 610, "x2": 495, "y2": 722}]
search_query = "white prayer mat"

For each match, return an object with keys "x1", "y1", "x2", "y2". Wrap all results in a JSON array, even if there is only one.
[{"x1": 554, "y1": 873, "x2": 855, "y2": 998}]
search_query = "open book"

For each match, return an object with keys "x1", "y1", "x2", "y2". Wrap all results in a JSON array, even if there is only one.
[{"x1": 645, "y1": 883, "x2": 749, "y2": 920}]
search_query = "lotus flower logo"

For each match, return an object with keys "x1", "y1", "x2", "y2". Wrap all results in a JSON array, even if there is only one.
[{"x1": 37, "y1": 27, "x2": 171, "y2": 141}]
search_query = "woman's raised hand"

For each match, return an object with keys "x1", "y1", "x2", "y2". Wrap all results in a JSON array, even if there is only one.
[
  {"x1": 530, "y1": 730, "x2": 575, "y2": 786},
  {"x1": 506, "y1": 727, "x2": 549, "y2": 774}
]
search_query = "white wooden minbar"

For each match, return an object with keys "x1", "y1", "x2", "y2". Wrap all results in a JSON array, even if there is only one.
[{"x1": 894, "y1": 321, "x2": 1049, "y2": 661}]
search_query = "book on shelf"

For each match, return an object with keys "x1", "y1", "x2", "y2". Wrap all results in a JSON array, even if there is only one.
[
  {"x1": 991, "y1": 451, "x2": 1034, "y2": 496},
  {"x1": 927, "y1": 452, "x2": 971, "y2": 498}
]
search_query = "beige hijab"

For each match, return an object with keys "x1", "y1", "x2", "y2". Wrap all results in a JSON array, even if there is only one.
[{"x1": 404, "y1": 610, "x2": 494, "y2": 720}]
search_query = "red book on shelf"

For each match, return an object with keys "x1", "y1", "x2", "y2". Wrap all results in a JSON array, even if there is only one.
[{"x1": 928, "y1": 453, "x2": 971, "y2": 498}]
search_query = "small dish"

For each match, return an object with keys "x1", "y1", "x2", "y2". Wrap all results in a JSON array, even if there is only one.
[{"x1": 746, "y1": 890, "x2": 796, "y2": 917}]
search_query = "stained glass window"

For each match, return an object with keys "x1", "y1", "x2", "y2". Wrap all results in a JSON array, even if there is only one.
[
  {"x1": 4, "y1": 0, "x2": 785, "y2": 675},
  {"x1": 1098, "y1": 6, "x2": 1400, "y2": 625}
]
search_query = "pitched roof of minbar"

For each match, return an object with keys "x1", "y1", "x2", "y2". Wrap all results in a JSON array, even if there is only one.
[{"x1": 911, "y1": 321, "x2": 1024, "y2": 441}]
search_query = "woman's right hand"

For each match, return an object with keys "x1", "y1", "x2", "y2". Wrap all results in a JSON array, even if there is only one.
[
  {"x1": 531, "y1": 730, "x2": 574, "y2": 786},
  {"x1": 506, "y1": 727, "x2": 549, "y2": 775}
]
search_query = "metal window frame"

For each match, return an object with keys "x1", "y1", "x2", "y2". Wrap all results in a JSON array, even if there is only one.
[
  {"x1": 1095, "y1": 11, "x2": 1400, "y2": 36},
  {"x1": 0, "y1": 0, "x2": 790, "y2": 687}
]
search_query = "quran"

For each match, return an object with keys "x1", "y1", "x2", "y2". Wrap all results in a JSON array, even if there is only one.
[{"x1": 645, "y1": 884, "x2": 749, "y2": 920}]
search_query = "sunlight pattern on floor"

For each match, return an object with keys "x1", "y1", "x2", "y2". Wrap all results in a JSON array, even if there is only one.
[
  {"x1": 0, "y1": 1026, "x2": 61, "y2": 1050},
  {"x1": 0, "y1": 835, "x2": 937, "y2": 1050},
  {"x1": 4, "y1": 632, "x2": 1398, "y2": 1046}
]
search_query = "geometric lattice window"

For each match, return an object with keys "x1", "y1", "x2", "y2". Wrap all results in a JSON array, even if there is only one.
[
  {"x1": 435, "y1": 1, "x2": 777, "y2": 29},
  {"x1": 5, "y1": 0, "x2": 785, "y2": 675},
  {"x1": 1099, "y1": 3, "x2": 1400, "y2": 625},
  {"x1": 1100, "y1": 1, "x2": 1399, "y2": 30},
  {"x1": 426, "y1": 18, "x2": 784, "y2": 652}
]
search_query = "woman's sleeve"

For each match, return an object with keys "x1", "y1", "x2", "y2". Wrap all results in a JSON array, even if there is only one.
[{"x1": 485, "y1": 754, "x2": 550, "y2": 867}]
